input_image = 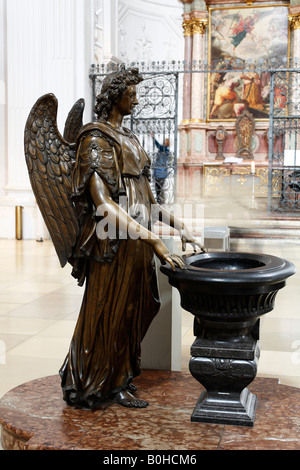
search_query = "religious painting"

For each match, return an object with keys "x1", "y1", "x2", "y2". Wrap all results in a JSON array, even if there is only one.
[{"x1": 208, "y1": 5, "x2": 290, "y2": 121}]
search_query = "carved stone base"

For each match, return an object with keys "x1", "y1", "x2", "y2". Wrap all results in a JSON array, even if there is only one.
[
  {"x1": 191, "y1": 387, "x2": 257, "y2": 427},
  {"x1": 189, "y1": 334, "x2": 260, "y2": 426}
]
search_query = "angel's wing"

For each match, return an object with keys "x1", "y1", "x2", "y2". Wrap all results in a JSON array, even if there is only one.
[
  {"x1": 63, "y1": 98, "x2": 85, "y2": 143},
  {"x1": 24, "y1": 93, "x2": 80, "y2": 267}
]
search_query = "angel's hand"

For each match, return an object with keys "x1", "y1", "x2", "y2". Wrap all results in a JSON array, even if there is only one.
[
  {"x1": 180, "y1": 227, "x2": 206, "y2": 253},
  {"x1": 153, "y1": 239, "x2": 185, "y2": 271}
]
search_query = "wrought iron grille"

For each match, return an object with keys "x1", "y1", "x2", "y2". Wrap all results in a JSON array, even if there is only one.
[{"x1": 268, "y1": 69, "x2": 300, "y2": 212}]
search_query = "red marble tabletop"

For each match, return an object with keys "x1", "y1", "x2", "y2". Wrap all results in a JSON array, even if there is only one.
[{"x1": 0, "y1": 370, "x2": 299, "y2": 450}]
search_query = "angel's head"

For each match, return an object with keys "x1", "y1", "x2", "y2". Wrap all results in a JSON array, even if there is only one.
[{"x1": 94, "y1": 64, "x2": 143, "y2": 120}]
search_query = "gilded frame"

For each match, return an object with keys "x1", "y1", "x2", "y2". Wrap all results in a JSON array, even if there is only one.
[{"x1": 207, "y1": 4, "x2": 290, "y2": 122}]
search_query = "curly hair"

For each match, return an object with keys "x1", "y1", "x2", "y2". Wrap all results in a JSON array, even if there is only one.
[{"x1": 94, "y1": 64, "x2": 143, "y2": 120}]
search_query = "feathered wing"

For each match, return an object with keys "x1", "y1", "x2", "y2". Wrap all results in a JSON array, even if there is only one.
[
  {"x1": 63, "y1": 98, "x2": 85, "y2": 143},
  {"x1": 24, "y1": 93, "x2": 81, "y2": 267}
]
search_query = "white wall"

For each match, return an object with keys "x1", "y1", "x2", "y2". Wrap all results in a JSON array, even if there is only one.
[
  {"x1": 0, "y1": 0, "x2": 93, "y2": 239},
  {"x1": 118, "y1": 0, "x2": 184, "y2": 64}
]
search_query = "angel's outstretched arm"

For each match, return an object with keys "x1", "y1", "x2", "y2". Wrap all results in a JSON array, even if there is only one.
[
  {"x1": 146, "y1": 183, "x2": 205, "y2": 253},
  {"x1": 89, "y1": 173, "x2": 185, "y2": 271}
]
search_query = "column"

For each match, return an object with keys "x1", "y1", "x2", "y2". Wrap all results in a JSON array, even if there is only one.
[
  {"x1": 289, "y1": 6, "x2": 300, "y2": 65},
  {"x1": 141, "y1": 238, "x2": 182, "y2": 371},
  {"x1": 182, "y1": 15, "x2": 193, "y2": 122},
  {"x1": 190, "y1": 14, "x2": 208, "y2": 122}
]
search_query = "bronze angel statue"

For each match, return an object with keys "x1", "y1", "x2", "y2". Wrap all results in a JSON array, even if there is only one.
[{"x1": 24, "y1": 65, "x2": 204, "y2": 410}]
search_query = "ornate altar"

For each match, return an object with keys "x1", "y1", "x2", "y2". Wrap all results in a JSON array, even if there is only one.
[{"x1": 203, "y1": 163, "x2": 281, "y2": 198}]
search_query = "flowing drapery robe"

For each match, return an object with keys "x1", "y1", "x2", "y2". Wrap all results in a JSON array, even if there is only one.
[{"x1": 59, "y1": 121, "x2": 161, "y2": 409}]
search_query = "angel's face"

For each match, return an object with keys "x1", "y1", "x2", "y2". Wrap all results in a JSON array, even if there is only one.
[{"x1": 116, "y1": 85, "x2": 139, "y2": 116}]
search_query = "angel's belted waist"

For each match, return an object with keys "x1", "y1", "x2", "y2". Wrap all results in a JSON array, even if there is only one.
[
  {"x1": 122, "y1": 165, "x2": 151, "y2": 181},
  {"x1": 122, "y1": 173, "x2": 141, "y2": 179}
]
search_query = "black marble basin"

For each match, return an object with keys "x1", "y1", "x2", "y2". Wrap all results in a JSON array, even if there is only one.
[
  {"x1": 160, "y1": 251, "x2": 296, "y2": 427},
  {"x1": 162, "y1": 251, "x2": 295, "y2": 287},
  {"x1": 161, "y1": 251, "x2": 295, "y2": 321}
]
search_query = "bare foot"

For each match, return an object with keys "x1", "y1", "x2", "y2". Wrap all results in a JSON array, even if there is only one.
[
  {"x1": 115, "y1": 390, "x2": 149, "y2": 408},
  {"x1": 127, "y1": 382, "x2": 137, "y2": 393}
]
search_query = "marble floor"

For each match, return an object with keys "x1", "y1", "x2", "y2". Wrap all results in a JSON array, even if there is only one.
[{"x1": 0, "y1": 236, "x2": 300, "y2": 450}]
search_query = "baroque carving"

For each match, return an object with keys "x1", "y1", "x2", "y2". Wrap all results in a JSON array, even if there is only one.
[
  {"x1": 214, "y1": 126, "x2": 227, "y2": 159},
  {"x1": 182, "y1": 18, "x2": 208, "y2": 36},
  {"x1": 235, "y1": 109, "x2": 255, "y2": 159},
  {"x1": 191, "y1": 18, "x2": 208, "y2": 35},
  {"x1": 182, "y1": 19, "x2": 193, "y2": 37},
  {"x1": 289, "y1": 14, "x2": 300, "y2": 30},
  {"x1": 190, "y1": 356, "x2": 259, "y2": 384},
  {"x1": 203, "y1": 164, "x2": 282, "y2": 198}
]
